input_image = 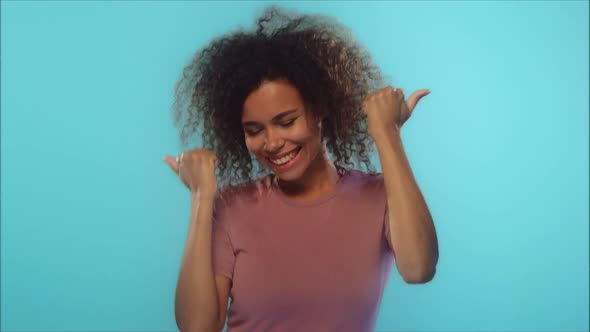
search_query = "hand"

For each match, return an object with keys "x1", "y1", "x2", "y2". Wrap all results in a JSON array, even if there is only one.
[
  {"x1": 363, "y1": 86, "x2": 430, "y2": 138},
  {"x1": 163, "y1": 149, "x2": 220, "y2": 198}
]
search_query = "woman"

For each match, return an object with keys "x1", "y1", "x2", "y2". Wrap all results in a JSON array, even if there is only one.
[{"x1": 163, "y1": 6, "x2": 438, "y2": 332}]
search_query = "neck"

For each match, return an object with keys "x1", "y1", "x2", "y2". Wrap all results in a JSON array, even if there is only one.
[{"x1": 276, "y1": 146, "x2": 340, "y2": 199}]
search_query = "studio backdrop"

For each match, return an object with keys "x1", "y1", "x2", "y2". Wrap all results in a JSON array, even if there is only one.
[{"x1": 2, "y1": 1, "x2": 588, "y2": 331}]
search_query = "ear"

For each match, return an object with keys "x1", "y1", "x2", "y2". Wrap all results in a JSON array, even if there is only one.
[
  {"x1": 316, "y1": 113, "x2": 327, "y2": 127},
  {"x1": 318, "y1": 117, "x2": 326, "y2": 142}
]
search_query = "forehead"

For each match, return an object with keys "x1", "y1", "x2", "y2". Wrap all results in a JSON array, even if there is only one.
[{"x1": 241, "y1": 80, "x2": 304, "y2": 120}]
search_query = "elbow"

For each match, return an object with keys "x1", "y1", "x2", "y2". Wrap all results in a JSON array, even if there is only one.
[
  {"x1": 174, "y1": 316, "x2": 195, "y2": 332},
  {"x1": 175, "y1": 311, "x2": 220, "y2": 332},
  {"x1": 176, "y1": 321, "x2": 220, "y2": 332},
  {"x1": 175, "y1": 297, "x2": 221, "y2": 332},
  {"x1": 402, "y1": 248, "x2": 439, "y2": 284},
  {"x1": 402, "y1": 266, "x2": 437, "y2": 284}
]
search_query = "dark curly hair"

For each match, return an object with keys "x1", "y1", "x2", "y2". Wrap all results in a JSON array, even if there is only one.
[{"x1": 171, "y1": 6, "x2": 385, "y2": 187}]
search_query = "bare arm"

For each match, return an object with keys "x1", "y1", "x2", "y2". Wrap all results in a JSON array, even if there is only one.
[
  {"x1": 374, "y1": 131, "x2": 439, "y2": 284},
  {"x1": 363, "y1": 85, "x2": 438, "y2": 284},
  {"x1": 175, "y1": 194, "x2": 220, "y2": 332}
]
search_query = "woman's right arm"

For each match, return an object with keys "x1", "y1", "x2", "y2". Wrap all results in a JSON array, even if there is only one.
[
  {"x1": 164, "y1": 149, "x2": 228, "y2": 332},
  {"x1": 175, "y1": 193, "x2": 221, "y2": 332}
]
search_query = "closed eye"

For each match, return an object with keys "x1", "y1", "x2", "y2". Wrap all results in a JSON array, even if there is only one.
[
  {"x1": 244, "y1": 118, "x2": 297, "y2": 136},
  {"x1": 245, "y1": 129, "x2": 261, "y2": 136},
  {"x1": 280, "y1": 119, "x2": 296, "y2": 127}
]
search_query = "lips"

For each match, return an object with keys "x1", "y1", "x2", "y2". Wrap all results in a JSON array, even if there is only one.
[
  {"x1": 267, "y1": 146, "x2": 301, "y2": 166},
  {"x1": 268, "y1": 147, "x2": 300, "y2": 159}
]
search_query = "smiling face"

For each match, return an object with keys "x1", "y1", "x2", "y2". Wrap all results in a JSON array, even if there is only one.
[{"x1": 241, "y1": 79, "x2": 325, "y2": 182}]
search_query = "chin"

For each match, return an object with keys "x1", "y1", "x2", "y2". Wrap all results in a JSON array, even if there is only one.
[{"x1": 273, "y1": 167, "x2": 305, "y2": 182}]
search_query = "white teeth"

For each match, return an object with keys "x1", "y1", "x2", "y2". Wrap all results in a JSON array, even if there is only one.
[{"x1": 270, "y1": 149, "x2": 298, "y2": 165}]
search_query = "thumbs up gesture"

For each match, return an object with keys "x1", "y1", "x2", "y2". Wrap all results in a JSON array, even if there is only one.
[{"x1": 163, "y1": 148, "x2": 220, "y2": 199}]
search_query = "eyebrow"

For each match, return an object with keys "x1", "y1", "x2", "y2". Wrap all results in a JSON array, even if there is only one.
[{"x1": 242, "y1": 109, "x2": 298, "y2": 127}]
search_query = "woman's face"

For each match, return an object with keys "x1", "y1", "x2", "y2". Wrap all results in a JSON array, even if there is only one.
[{"x1": 241, "y1": 79, "x2": 324, "y2": 182}]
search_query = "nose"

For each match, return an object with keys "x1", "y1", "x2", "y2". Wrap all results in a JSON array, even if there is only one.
[{"x1": 263, "y1": 129, "x2": 284, "y2": 154}]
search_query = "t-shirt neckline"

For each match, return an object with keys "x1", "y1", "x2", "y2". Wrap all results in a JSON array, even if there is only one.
[{"x1": 270, "y1": 166, "x2": 348, "y2": 207}]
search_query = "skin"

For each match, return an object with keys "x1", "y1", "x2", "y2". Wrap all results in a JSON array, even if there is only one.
[
  {"x1": 363, "y1": 86, "x2": 439, "y2": 283},
  {"x1": 241, "y1": 79, "x2": 341, "y2": 200}
]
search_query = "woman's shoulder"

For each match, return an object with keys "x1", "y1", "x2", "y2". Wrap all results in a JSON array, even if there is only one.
[
  {"x1": 344, "y1": 168, "x2": 385, "y2": 188},
  {"x1": 337, "y1": 168, "x2": 386, "y2": 200},
  {"x1": 215, "y1": 174, "x2": 274, "y2": 208},
  {"x1": 340, "y1": 169, "x2": 387, "y2": 202}
]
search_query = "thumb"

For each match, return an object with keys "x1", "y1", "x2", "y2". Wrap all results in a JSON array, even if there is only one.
[
  {"x1": 407, "y1": 89, "x2": 430, "y2": 112},
  {"x1": 163, "y1": 155, "x2": 179, "y2": 174}
]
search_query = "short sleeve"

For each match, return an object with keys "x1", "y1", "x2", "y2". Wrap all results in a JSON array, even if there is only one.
[
  {"x1": 211, "y1": 198, "x2": 236, "y2": 280},
  {"x1": 383, "y1": 202, "x2": 396, "y2": 259},
  {"x1": 383, "y1": 204, "x2": 391, "y2": 241},
  {"x1": 378, "y1": 174, "x2": 396, "y2": 259}
]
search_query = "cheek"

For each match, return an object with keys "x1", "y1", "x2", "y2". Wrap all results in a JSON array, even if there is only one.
[
  {"x1": 244, "y1": 136, "x2": 262, "y2": 154},
  {"x1": 299, "y1": 123, "x2": 321, "y2": 142},
  {"x1": 293, "y1": 123, "x2": 319, "y2": 141},
  {"x1": 305, "y1": 129, "x2": 324, "y2": 154}
]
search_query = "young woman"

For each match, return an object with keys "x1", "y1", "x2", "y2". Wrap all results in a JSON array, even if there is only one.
[{"x1": 163, "y1": 6, "x2": 438, "y2": 332}]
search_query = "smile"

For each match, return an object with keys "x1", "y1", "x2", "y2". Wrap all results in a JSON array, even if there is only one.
[{"x1": 268, "y1": 147, "x2": 301, "y2": 166}]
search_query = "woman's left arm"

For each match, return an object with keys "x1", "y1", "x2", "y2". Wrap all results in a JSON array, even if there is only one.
[{"x1": 364, "y1": 86, "x2": 439, "y2": 284}]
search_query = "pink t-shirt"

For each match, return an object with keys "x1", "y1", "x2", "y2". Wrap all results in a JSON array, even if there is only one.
[{"x1": 212, "y1": 168, "x2": 395, "y2": 332}]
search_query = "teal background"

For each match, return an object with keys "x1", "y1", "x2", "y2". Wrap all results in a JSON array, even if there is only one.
[{"x1": 2, "y1": 1, "x2": 588, "y2": 331}]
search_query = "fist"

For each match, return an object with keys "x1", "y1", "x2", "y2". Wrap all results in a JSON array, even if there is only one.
[
  {"x1": 363, "y1": 86, "x2": 408, "y2": 137},
  {"x1": 363, "y1": 85, "x2": 430, "y2": 138},
  {"x1": 163, "y1": 148, "x2": 220, "y2": 198}
]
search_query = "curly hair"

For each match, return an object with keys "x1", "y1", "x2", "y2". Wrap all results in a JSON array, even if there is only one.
[{"x1": 171, "y1": 5, "x2": 385, "y2": 187}]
